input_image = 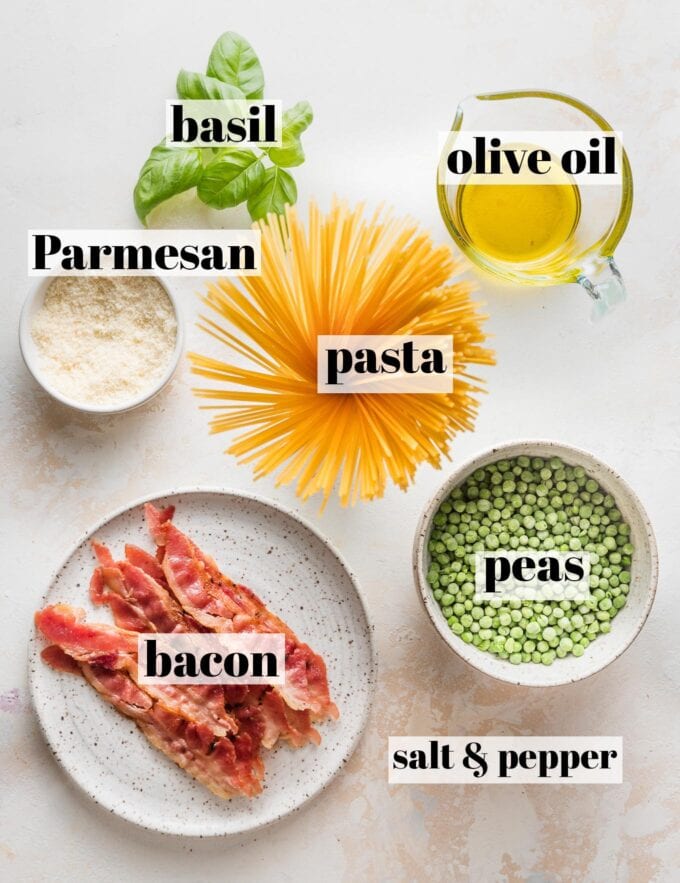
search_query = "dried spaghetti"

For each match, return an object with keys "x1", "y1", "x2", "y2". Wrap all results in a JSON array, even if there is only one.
[{"x1": 189, "y1": 200, "x2": 494, "y2": 507}]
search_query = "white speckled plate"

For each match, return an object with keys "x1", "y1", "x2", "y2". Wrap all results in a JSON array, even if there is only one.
[{"x1": 28, "y1": 489, "x2": 376, "y2": 836}]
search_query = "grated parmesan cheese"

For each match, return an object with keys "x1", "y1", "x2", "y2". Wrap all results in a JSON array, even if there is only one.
[{"x1": 31, "y1": 276, "x2": 178, "y2": 407}]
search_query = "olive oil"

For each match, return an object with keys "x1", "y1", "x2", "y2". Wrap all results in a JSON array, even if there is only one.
[{"x1": 455, "y1": 181, "x2": 581, "y2": 265}]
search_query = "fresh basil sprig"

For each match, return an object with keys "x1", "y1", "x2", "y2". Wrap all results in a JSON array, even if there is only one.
[{"x1": 133, "y1": 31, "x2": 312, "y2": 226}]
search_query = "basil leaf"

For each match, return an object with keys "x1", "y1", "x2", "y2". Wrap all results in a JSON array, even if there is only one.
[
  {"x1": 247, "y1": 166, "x2": 297, "y2": 220},
  {"x1": 206, "y1": 32, "x2": 264, "y2": 100},
  {"x1": 133, "y1": 140, "x2": 203, "y2": 225},
  {"x1": 268, "y1": 138, "x2": 305, "y2": 168},
  {"x1": 280, "y1": 101, "x2": 314, "y2": 139},
  {"x1": 268, "y1": 101, "x2": 313, "y2": 168},
  {"x1": 197, "y1": 150, "x2": 266, "y2": 209},
  {"x1": 176, "y1": 69, "x2": 244, "y2": 100}
]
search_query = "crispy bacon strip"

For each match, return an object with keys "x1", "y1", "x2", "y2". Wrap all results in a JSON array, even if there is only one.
[
  {"x1": 35, "y1": 604, "x2": 238, "y2": 738},
  {"x1": 93, "y1": 541, "x2": 317, "y2": 746},
  {"x1": 81, "y1": 663, "x2": 153, "y2": 717},
  {"x1": 124, "y1": 544, "x2": 167, "y2": 586},
  {"x1": 258, "y1": 688, "x2": 321, "y2": 748},
  {"x1": 218, "y1": 684, "x2": 320, "y2": 749},
  {"x1": 93, "y1": 560, "x2": 188, "y2": 635},
  {"x1": 36, "y1": 604, "x2": 138, "y2": 666},
  {"x1": 94, "y1": 548, "x2": 238, "y2": 737},
  {"x1": 145, "y1": 504, "x2": 175, "y2": 555},
  {"x1": 138, "y1": 711, "x2": 263, "y2": 799},
  {"x1": 146, "y1": 505, "x2": 338, "y2": 721},
  {"x1": 41, "y1": 653, "x2": 262, "y2": 798},
  {"x1": 86, "y1": 664, "x2": 262, "y2": 797},
  {"x1": 91, "y1": 540, "x2": 114, "y2": 568},
  {"x1": 41, "y1": 644, "x2": 81, "y2": 675},
  {"x1": 89, "y1": 567, "x2": 151, "y2": 631},
  {"x1": 150, "y1": 511, "x2": 289, "y2": 633}
]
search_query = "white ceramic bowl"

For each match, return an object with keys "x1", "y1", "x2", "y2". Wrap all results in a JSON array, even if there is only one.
[
  {"x1": 413, "y1": 440, "x2": 658, "y2": 687},
  {"x1": 19, "y1": 276, "x2": 183, "y2": 415}
]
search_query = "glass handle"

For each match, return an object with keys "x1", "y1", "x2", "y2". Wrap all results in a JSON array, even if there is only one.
[{"x1": 577, "y1": 258, "x2": 626, "y2": 320}]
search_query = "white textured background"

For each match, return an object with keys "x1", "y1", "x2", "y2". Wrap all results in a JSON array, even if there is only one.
[{"x1": 1, "y1": 1, "x2": 678, "y2": 880}]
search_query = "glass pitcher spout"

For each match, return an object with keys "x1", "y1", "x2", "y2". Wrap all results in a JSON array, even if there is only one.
[{"x1": 577, "y1": 258, "x2": 626, "y2": 320}]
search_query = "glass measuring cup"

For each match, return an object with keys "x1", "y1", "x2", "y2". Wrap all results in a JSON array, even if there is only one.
[{"x1": 437, "y1": 90, "x2": 633, "y2": 317}]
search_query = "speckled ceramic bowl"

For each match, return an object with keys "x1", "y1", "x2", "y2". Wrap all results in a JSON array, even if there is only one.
[
  {"x1": 19, "y1": 275, "x2": 183, "y2": 415},
  {"x1": 413, "y1": 441, "x2": 658, "y2": 687},
  {"x1": 29, "y1": 489, "x2": 376, "y2": 836}
]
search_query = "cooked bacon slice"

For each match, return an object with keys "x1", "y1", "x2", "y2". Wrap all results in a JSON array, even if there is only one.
[
  {"x1": 96, "y1": 561, "x2": 188, "y2": 634},
  {"x1": 82, "y1": 663, "x2": 153, "y2": 717},
  {"x1": 141, "y1": 673, "x2": 237, "y2": 738},
  {"x1": 258, "y1": 688, "x2": 321, "y2": 748},
  {"x1": 90, "y1": 567, "x2": 152, "y2": 632},
  {"x1": 91, "y1": 540, "x2": 115, "y2": 568},
  {"x1": 45, "y1": 654, "x2": 262, "y2": 798},
  {"x1": 90, "y1": 549, "x2": 240, "y2": 736},
  {"x1": 150, "y1": 508, "x2": 290, "y2": 634},
  {"x1": 41, "y1": 646, "x2": 153, "y2": 718},
  {"x1": 89, "y1": 662, "x2": 263, "y2": 797},
  {"x1": 160, "y1": 522, "x2": 241, "y2": 629},
  {"x1": 35, "y1": 604, "x2": 138, "y2": 666},
  {"x1": 282, "y1": 640, "x2": 339, "y2": 719},
  {"x1": 86, "y1": 664, "x2": 262, "y2": 797},
  {"x1": 218, "y1": 684, "x2": 319, "y2": 749},
  {"x1": 91, "y1": 547, "x2": 316, "y2": 746},
  {"x1": 101, "y1": 593, "x2": 150, "y2": 632},
  {"x1": 146, "y1": 506, "x2": 338, "y2": 721},
  {"x1": 89, "y1": 564, "x2": 107, "y2": 603},
  {"x1": 35, "y1": 604, "x2": 238, "y2": 737},
  {"x1": 115, "y1": 558, "x2": 204, "y2": 632},
  {"x1": 41, "y1": 644, "x2": 81, "y2": 675},
  {"x1": 222, "y1": 684, "x2": 318, "y2": 748},
  {"x1": 93, "y1": 539, "x2": 205, "y2": 632},
  {"x1": 139, "y1": 706, "x2": 263, "y2": 799},
  {"x1": 145, "y1": 504, "x2": 175, "y2": 567},
  {"x1": 124, "y1": 543, "x2": 167, "y2": 586}
]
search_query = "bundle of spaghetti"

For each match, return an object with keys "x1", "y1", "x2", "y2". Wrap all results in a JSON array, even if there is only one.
[{"x1": 189, "y1": 200, "x2": 494, "y2": 507}]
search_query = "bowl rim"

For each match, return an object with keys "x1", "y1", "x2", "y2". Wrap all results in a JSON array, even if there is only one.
[
  {"x1": 18, "y1": 274, "x2": 184, "y2": 415},
  {"x1": 412, "y1": 438, "x2": 658, "y2": 687}
]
